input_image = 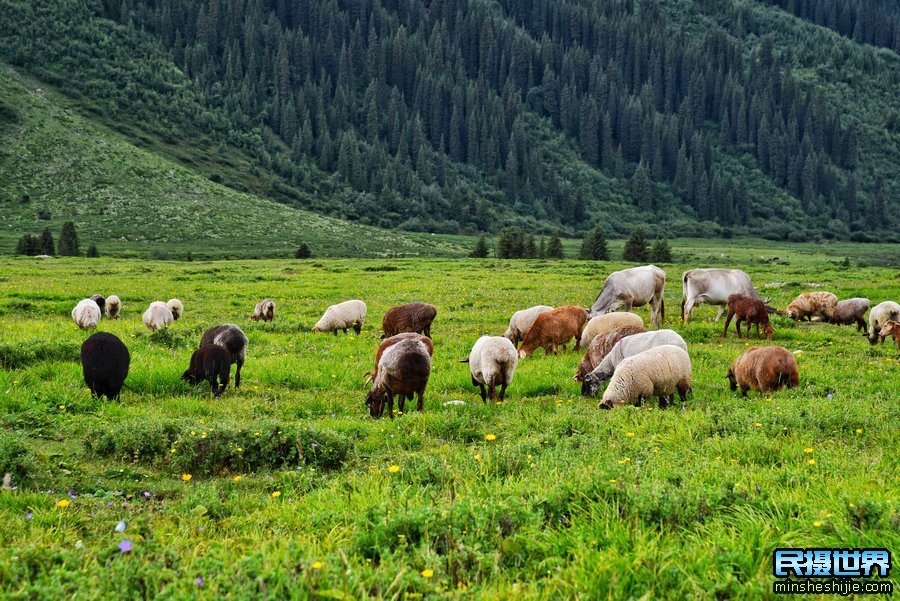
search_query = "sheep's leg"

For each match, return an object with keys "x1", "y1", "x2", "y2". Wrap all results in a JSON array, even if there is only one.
[
  {"x1": 677, "y1": 383, "x2": 689, "y2": 404},
  {"x1": 387, "y1": 393, "x2": 394, "y2": 419},
  {"x1": 499, "y1": 383, "x2": 507, "y2": 401},
  {"x1": 740, "y1": 386, "x2": 748, "y2": 397},
  {"x1": 354, "y1": 322, "x2": 362, "y2": 334},
  {"x1": 398, "y1": 394, "x2": 406, "y2": 414},
  {"x1": 552, "y1": 343, "x2": 558, "y2": 355},
  {"x1": 416, "y1": 389, "x2": 424, "y2": 412},
  {"x1": 488, "y1": 383, "x2": 496, "y2": 402},
  {"x1": 659, "y1": 395, "x2": 671, "y2": 409},
  {"x1": 478, "y1": 383, "x2": 487, "y2": 403},
  {"x1": 209, "y1": 377, "x2": 219, "y2": 397},
  {"x1": 856, "y1": 318, "x2": 865, "y2": 332},
  {"x1": 235, "y1": 359, "x2": 243, "y2": 388}
]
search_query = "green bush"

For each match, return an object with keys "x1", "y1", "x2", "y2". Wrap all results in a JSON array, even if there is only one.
[{"x1": 0, "y1": 432, "x2": 34, "y2": 484}]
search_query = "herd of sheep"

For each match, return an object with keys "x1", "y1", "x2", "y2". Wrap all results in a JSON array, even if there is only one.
[{"x1": 69, "y1": 264, "x2": 900, "y2": 416}]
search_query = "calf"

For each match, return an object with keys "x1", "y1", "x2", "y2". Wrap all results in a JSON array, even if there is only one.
[{"x1": 722, "y1": 294, "x2": 774, "y2": 340}]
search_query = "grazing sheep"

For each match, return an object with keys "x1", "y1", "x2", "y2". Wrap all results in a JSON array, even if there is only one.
[
  {"x1": 579, "y1": 312, "x2": 644, "y2": 348},
  {"x1": 582, "y1": 330, "x2": 688, "y2": 397},
  {"x1": 365, "y1": 337, "x2": 431, "y2": 419},
  {"x1": 466, "y1": 336, "x2": 518, "y2": 403},
  {"x1": 878, "y1": 321, "x2": 900, "y2": 353},
  {"x1": 90, "y1": 294, "x2": 106, "y2": 314},
  {"x1": 599, "y1": 345, "x2": 692, "y2": 409},
  {"x1": 722, "y1": 294, "x2": 774, "y2": 340},
  {"x1": 81, "y1": 332, "x2": 130, "y2": 400},
  {"x1": 589, "y1": 265, "x2": 666, "y2": 328},
  {"x1": 366, "y1": 333, "x2": 435, "y2": 385},
  {"x1": 518, "y1": 306, "x2": 589, "y2": 358},
  {"x1": 868, "y1": 301, "x2": 900, "y2": 344},
  {"x1": 200, "y1": 324, "x2": 249, "y2": 387},
  {"x1": 727, "y1": 346, "x2": 799, "y2": 396},
  {"x1": 314, "y1": 299, "x2": 367, "y2": 335},
  {"x1": 503, "y1": 305, "x2": 553, "y2": 346},
  {"x1": 250, "y1": 299, "x2": 276, "y2": 322},
  {"x1": 182, "y1": 344, "x2": 232, "y2": 397},
  {"x1": 828, "y1": 298, "x2": 869, "y2": 332},
  {"x1": 574, "y1": 325, "x2": 647, "y2": 381},
  {"x1": 381, "y1": 302, "x2": 437, "y2": 338},
  {"x1": 785, "y1": 292, "x2": 838, "y2": 322},
  {"x1": 166, "y1": 298, "x2": 184, "y2": 321},
  {"x1": 72, "y1": 299, "x2": 102, "y2": 329},
  {"x1": 142, "y1": 301, "x2": 174, "y2": 331},
  {"x1": 105, "y1": 295, "x2": 121, "y2": 319}
]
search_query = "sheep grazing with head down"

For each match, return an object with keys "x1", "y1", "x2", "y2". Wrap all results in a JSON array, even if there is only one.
[
  {"x1": 785, "y1": 292, "x2": 838, "y2": 322},
  {"x1": 727, "y1": 346, "x2": 799, "y2": 396},
  {"x1": 466, "y1": 336, "x2": 518, "y2": 403},
  {"x1": 314, "y1": 299, "x2": 367, "y2": 335},
  {"x1": 81, "y1": 332, "x2": 130, "y2": 400},
  {"x1": 251, "y1": 299, "x2": 276, "y2": 322},
  {"x1": 878, "y1": 321, "x2": 900, "y2": 354},
  {"x1": 503, "y1": 305, "x2": 553, "y2": 346},
  {"x1": 574, "y1": 325, "x2": 647, "y2": 381},
  {"x1": 579, "y1": 312, "x2": 644, "y2": 348},
  {"x1": 200, "y1": 324, "x2": 249, "y2": 387},
  {"x1": 867, "y1": 301, "x2": 900, "y2": 344},
  {"x1": 582, "y1": 330, "x2": 688, "y2": 398},
  {"x1": 722, "y1": 294, "x2": 774, "y2": 340},
  {"x1": 166, "y1": 298, "x2": 184, "y2": 321},
  {"x1": 366, "y1": 333, "x2": 434, "y2": 385},
  {"x1": 105, "y1": 295, "x2": 121, "y2": 319},
  {"x1": 182, "y1": 344, "x2": 232, "y2": 397},
  {"x1": 599, "y1": 345, "x2": 692, "y2": 409},
  {"x1": 142, "y1": 301, "x2": 174, "y2": 331},
  {"x1": 382, "y1": 302, "x2": 437, "y2": 339},
  {"x1": 90, "y1": 294, "x2": 106, "y2": 315},
  {"x1": 365, "y1": 337, "x2": 431, "y2": 419},
  {"x1": 518, "y1": 306, "x2": 589, "y2": 358},
  {"x1": 828, "y1": 298, "x2": 869, "y2": 332},
  {"x1": 72, "y1": 299, "x2": 102, "y2": 329}
]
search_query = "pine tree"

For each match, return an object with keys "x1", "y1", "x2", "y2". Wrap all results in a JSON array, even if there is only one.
[
  {"x1": 623, "y1": 228, "x2": 649, "y2": 262},
  {"x1": 579, "y1": 225, "x2": 609, "y2": 260},
  {"x1": 294, "y1": 243, "x2": 312, "y2": 258},
  {"x1": 15, "y1": 234, "x2": 41, "y2": 256},
  {"x1": 86, "y1": 243, "x2": 100, "y2": 258},
  {"x1": 470, "y1": 234, "x2": 489, "y2": 258},
  {"x1": 58, "y1": 222, "x2": 80, "y2": 256},
  {"x1": 40, "y1": 228, "x2": 55, "y2": 256},
  {"x1": 546, "y1": 232, "x2": 564, "y2": 259},
  {"x1": 650, "y1": 238, "x2": 672, "y2": 263}
]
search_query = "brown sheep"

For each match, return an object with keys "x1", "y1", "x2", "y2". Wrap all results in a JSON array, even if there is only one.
[
  {"x1": 517, "y1": 306, "x2": 589, "y2": 358},
  {"x1": 573, "y1": 325, "x2": 647, "y2": 381},
  {"x1": 828, "y1": 298, "x2": 870, "y2": 332},
  {"x1": 722, "y1": 294, "x2": 774, "y2": 340},
  {"x1": 726, "y1": 346, "x2": 799, "y2": 396},
  {"x1": 878, "y1": 321, "x2": 900, "y2": 354},
  {"x1": 381, "y1": 302, "x2": 438, "y2": 339},
  {"x1": 785, "y1": 292, "x2": 838, "y2": 322},
  {"x1": 250, "y1": 299, "x2": 276, "y2": 322},
  {"x1": 365, "y1": 333, "x2": 435, "y2": 384},
  {"x1": 365, "y1": 338, "x2": 431, "y2": 419}
]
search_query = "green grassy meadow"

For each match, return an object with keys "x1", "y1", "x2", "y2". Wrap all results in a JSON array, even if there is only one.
[{"x1": 0, "y1": 252, "x2": 897, "y2": 598}]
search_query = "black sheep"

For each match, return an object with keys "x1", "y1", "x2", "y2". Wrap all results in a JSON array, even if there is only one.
[
  {"x1": 200, "y1": 324, "x2": 248, "y2": 387},
  {"x1": 182, "y1": 344, "x2": 232, "y2": 397},
  {"x1": 90, "y1": 294, "x2": 106, "y2": 314},
  {"x1": 81, "y1": 332, "x2": 130, "y2": 400}
]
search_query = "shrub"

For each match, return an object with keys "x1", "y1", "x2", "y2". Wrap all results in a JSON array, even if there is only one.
[
  {"x1": 469, "y1": 233, "x2": 489, "y2": 258},
  {"x1": 295, "y1": 243, "x2": 312, "y2": 258},
  {"x1": 0, "y1": 432, "x2": 34, "y2": 484},
  {"x1": 650, "y1": 238, "x2": 672, "y2": 263},
  {"x1": 546, "y1": 232, "x2": 564, "y2": 259}
]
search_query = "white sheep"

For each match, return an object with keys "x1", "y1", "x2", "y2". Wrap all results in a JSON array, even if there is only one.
[
  {"x1": 72, "y1": 299, "x2": 101, "y2": 329},
  {"x1": 143, "y1": 301, "x2": 174, "y2": 331},
  {"x1": 599, "y1": 344, "x2": 692, "y2": 409},
  {"x1": 579, "y1": 312, "x2": 644, "y2": 348},
  {"x1": 467, "y1": 336, "x2": 518, "y2": 403},
  {"x1": 313, "y1": 299, "x2": 367, "y2": 334},
  {"x1": 105, "y1": 295, "x2": 122, "y2": 319},
  {"x1": 582, "y1": 329, "x2": 688, "y2": 397},
  {"x1": 503, "y1": 305, "x2": 553, "y2": 346},
  {"x1": 166, "y1": 298, "x2": 184, "y2": 321},
  {"x1": 251, "y1": 299, "x2": 276, "y2": 322},
  {"x1": 867, "y1": 300, "x2": 900, "y2": 344}
]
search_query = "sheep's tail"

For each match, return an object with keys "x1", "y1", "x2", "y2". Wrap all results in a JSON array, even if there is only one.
[
  {"x1": 459, "y1": 358, "x2": 470, "y2": 363},
  {"x1": 660, "y1": 296, "x2": 665, "y2": 323}
]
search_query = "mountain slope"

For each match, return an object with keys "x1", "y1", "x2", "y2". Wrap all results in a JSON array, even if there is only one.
[
  {"x1": 0, "y1": 65, "x2": 466, "y2": 258},
  {"x1": 0, "y1": 0, "x2": 897, "y2": 241}
]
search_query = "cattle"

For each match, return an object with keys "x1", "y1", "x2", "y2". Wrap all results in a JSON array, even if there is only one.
[
  {"x1": 588, "y1": 265, "x2": 666, "y2": 328},
  {"x1": 681, "y1": 268, "x2": 759, "y2": 321}
]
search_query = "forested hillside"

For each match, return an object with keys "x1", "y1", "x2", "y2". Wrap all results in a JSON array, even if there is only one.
[{"x1": 1, "y1": 0, "x2": 898, "y2": 241}]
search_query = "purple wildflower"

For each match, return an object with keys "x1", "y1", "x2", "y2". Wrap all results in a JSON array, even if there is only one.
[
  {"x1": 25, "y1": 512, "x2": 33, "y2": 519},
  {"x1": 826, "y1": 393, "x2": 833, "y2": 399},
  {"x1": 106, "y1": 501, "x2": 114, "y2": 507},
  {"x1": 118, "y1": 539, "x2": 133, "y2": 553},
  {"x1": 311, "y1": 442, "x2": 318, "y2": 448},
  {"x1": 143, "y1": 491, "x2": 151, "y2": 498},
  {"x1": 196, "y1": 577, "x2": 204, "y2": 587},
  {"x1": 67, "y1": 491, "x2": 77, "y2": 499}
]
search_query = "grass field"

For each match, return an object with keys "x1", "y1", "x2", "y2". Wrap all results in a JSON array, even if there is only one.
[{"x1": 0, "y1": 252, "x2": 898, "y2": 598}]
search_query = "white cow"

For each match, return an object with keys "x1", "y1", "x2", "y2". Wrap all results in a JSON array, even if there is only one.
[
  {"x1": 589, "y1": 265, "x2": 666, "y2": 328},
  {"x1": 681, "y1": 268, "x2": 759, "y2": 321}
]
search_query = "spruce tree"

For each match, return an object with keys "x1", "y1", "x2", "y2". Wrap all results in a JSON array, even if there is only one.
[
  {"x1": 579, "y1": 225, "x2": 608, "y2": 260},
  {"x1": 58, "y1": 221, "x2": 80, "y2": 256},
  {"x1": 40, "y1": 228, "x2": 55, "y2": 256},
  {"x1": 15, "y1": 234, "x2": 41, "y2": 256},
  {"x1": 650, "y1": 238, "x2": 672, "y2": 263},
  {"x1": 546, "y1": 232, "x2": 564, "y2": 259},
  {"x1": 623, "y1": 228, "x2": 649, "y2": 262},
  {"x1": 470, "y1": 234, "x2": 489, "y2": 258},
  {"x1": 86, "y1": 243, "x2": 100, "y2": 258},
  {"x1": 294, "y1": 243, "x2": 312, "y2": 258}
]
